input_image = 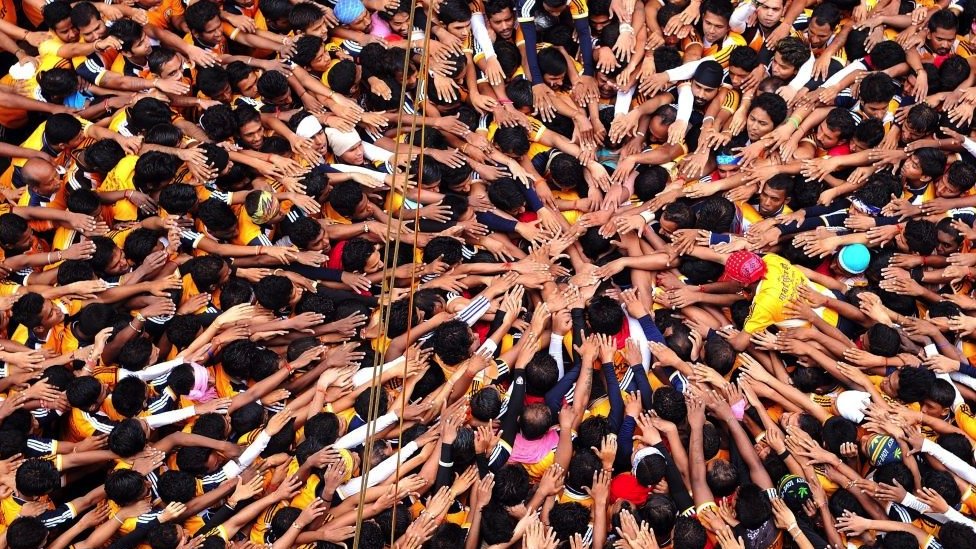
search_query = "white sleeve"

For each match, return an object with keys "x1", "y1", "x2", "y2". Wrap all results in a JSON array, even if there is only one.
[
  {"x1": 334, "y1": 412, "x2": 399, "y2": 449},
  {"x1": 330, "y1": 164, "x2": 389, "y2": 178},
  {"x1": 549, "y1": 333, "x2": 565, "y2": 379},
  {"x1": 900, "y1": 492, "x2": 931, "y2": 513},
  {"x1": 455, "y1": 295, "x2": 491, "y2": 326},
  {"x1": 921, "y1": 438, "x2": 976, "y2": 485},
  {"x1": 676, "y1": 84, "x2": 693, "y2": 122},
  {"x1": 938, "y1": 508, "x2": 976, "y2": 532},
  {"x1": 665, "y1": 57, "x2": 711, "y2": 82},
  {"x1": 962, "y1": 137, "x2": 976, "y2": 158},
  {"x1": 471, "y1": 13, "x2": 496, "y2": 59},
  {"x1": 730, "y1": 2, "x2": 756, "y2": 33},
  {"x1": 788, "y1": 56, "x2": 815, "y2": 90},
  {"x1": 144, "y1": 406, "x2": 197, "y2": 429},
  {"x1": 823, "y1": 60, "x2": 866, "y2": 87},
  {"x1": 336, "y1": 441, "x2": 419, "y2": 499},
  {"x1": 118, "y1": 357, "x2": 184, "y2": 382},
  {"x1": 221, "y1": 430, "x2": 272, "y2": 478},
  {"x1": 614, "y1": 86, "x2": 636, "y2": 117},
  {"x1": 363, "y1": 142, "x2": 393, "y2": 163},
  {"x1": 353, "y1": 356, "x2": 406, "y2": 388}
]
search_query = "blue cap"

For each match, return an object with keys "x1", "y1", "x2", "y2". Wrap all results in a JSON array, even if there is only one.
[
  {"x1": 838, "y1": 243, "x2": 870, "y2": 274},
  {"x1": 335, "y1": 0, "x2": 366, "y2": 25}
]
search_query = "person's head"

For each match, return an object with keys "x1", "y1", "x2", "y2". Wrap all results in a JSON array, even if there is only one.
[
  {"x1": 691, "y1": 60, "x2": 723, "y2": 108},
  {"x1": 44, "y1": 1, "x2": 78, "y2": 43},
  {"x1": 770, "y1": 37, "x2": 810, "y2": 80},
  {"x1": 340, "y1": 238, "x2": 382, "y2": 274},
  {"x1": 649, "y1": 104, "x2": 678, "y2": 143},
  {"x1": 485, "y1": 0, "x2": 516, "y2": 39},
  {"x1": 935, "y1": 217, "x2": 964, "y2": 256},
  {"x1": 70, "y1": 2, "x2": 107, "y2": 43},
  {"x1": 288, "y1": 2, "x2": 328, "y2": 36},
  {"x1": 109, "y1": 18, "x2": 151, "y2": 58},
  {"x1": 439, "y1": 0, "x2": 473, "y2": 41},
  {"x1": 746, "y1": 93, "x2": 788, "y2": 141},
  {"x1": 5, "y1": 517, "x2": 48, "y2": 549},
  {"x1": 807, "y1": 2, "x2": 840, "y2": 51},
  {"x1": 432, "y1": 319, "x2": 477, "y2": 366},
  {"x1": 904, "y1": 148, "x2": 948, "y2": 185},
  {"x1": 902, "y1": 103, "x2": 940, "y2": 143},
  {"x1": 928, "y1": 9, "x2": 960, "y2": 56},
  {"x1": 902, "y1": 218, "x2": 939, "y2": 255},
  {"x1": 45, "y1": 113, "x2": 84, "y2": 152},
  {"x1": 728, "y1": 46, "x2": 759, "y2": 88},
  {"x1": 816, "y1": 108, "x2": 856, "y2": 149},
  {"x1": 922, "y1": 378, "x2": 957, "y2": 419},
  {"x1": 853, "y1": 118, "x2": 886, "y2": 151},
  {"x1": 859, "y1": 73, "x2": 897, "y2": 120},
  {"x1": 700, "y1": 0, "x2": 733, "y2": 44},
  {"x1": 185, "y1": 0, "x2": 223, "y2": 47},
  {"x1": 758, "y1": 175, "x2": 793, "y2": 216},
  {"x1": 884, "y1": 366, "x2": 936, "y2": 404},
  {"x1": 673, "y1": 516, "x2": 707, "y2": 549},
  {"x1": 937, "y1": 159, "x2": 976, "y2": 198},
  {"x1": 939, "y1": 55, "x2": 971, "y2": 90},
  {"x1": 755, "y1": 0, "x2": 785, "y2": 28}
]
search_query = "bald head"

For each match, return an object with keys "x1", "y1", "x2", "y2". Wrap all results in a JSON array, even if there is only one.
[{"x1": 21, "y1": 159, "x2": 60, "y2": 196}]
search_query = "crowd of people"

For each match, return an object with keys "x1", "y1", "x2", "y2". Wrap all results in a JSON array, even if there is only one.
[{"x1": 2, "y1": 0, "x2": 976, "y2": 547}]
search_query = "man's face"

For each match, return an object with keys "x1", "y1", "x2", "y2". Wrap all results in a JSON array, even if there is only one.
[
  {"x1": 365, "y1": 249, "x2": 383, "y2": 273},
  {"x1": 53, "y1": 19, "x2": 79, "y2": 43},
  {"x1": 129, "y1": 32, "x2": 152, "y2": 58},
  {"x1": 701, "y1": 12, "x2": 729, "y2": 44},
  {"x1": 934, "y1": 177, "x2": 963, "y2": 199},
  {"x1": 596, "y1": 71, "x2": 617, "y2": 97},
  {"x1": 717, "y1": 164, "x2": 739, "y2": 179},
  {"x1": 814, "y1": 122, "x2": 842, "y2": 149},
  {"x1": 758, "y1": 185, "x2": 787, "y2": 216},
  {"x1": 306, "y1": 16, "x2": 329, "y2": 37},
  {"x1": 928, "y1": 26, "x2": 957, "y2": 56},
  {"x1": 861, "y1": 101, "x2": 888, "y2": 121},
  {"x1": 806, "y1": 20, "x2": 833, "y2": 51},
  {"x1": 40, "y1": 299, "x2": 65, "y2": 329},
  {"x1": 349, "y1": 10, "x2": 372, "y2": 32},
  {"x1": 107, "y1": 247, "x2": 131, "y2": 275},
  {"x1": 37, "y1": 173, "x2": 61, "y2": 197},
  {"x1": 240, "y1": 120, "x2": 264, "y2": 151},
  {"x1": 728, "y1": 65, "x2": 750, "y2": 88},
  {"x1": 590, "y1": 14, "x2": 611, "y2": 33},
  {"x1": 746, "y1": 107, "x2": 774, "y2": 142},
  {"x1": 157, "y1": 55, "x2": 185, "y2": 80},
  {"x1": 901, "y1": 153, "x2": 926, "y2": 182},
  {"x1": 195, "y1": 16, "x2": 224, "y2": 47},
  {"x1": 755, "y1": 0, "x2": 784, "y2": 29},
  {"x1": 78, "y1": 17, "x2": 108, "y2": 43},
  {"x1": 447, "y1": 20, "x2": 471, "y2": 41},
  {"x1": 388, "y1": 12, "x2": 411, "y2": 37},
  {"x1": 649, "y1": 115, "x2": 669, "y2": 143},
  {"x1": 900, "y1": 121, "x2": 928, "y2": 144},
  {"x1": 237, "y1": 72, "x2": 259, "y2": 98},
  {"x1": 690, "y1": 80, "x2": 718, "y2": 109},
  {"x1": 543, "y1": 71, "x2": 566, "y2": 90},
  {"x1": 769, "y1": 52, "x2": 796, "y2": 80},
  {"x1": 489, "y1": 8, "x2": 515, "y2": 39},
  {"x1": 849, "y1": 137, "x2": 870, "y2": 153},
  {"x1": 936, "y1": 229, "x2": 960, "y2": 255}
]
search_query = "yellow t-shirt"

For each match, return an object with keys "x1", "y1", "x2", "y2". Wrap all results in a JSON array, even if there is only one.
[
  {"x1": 99, "y1": 155, "x2": 140, "y2": 222},
  {"x1": 743, "y1": 254, "x2": 838, "y2": 333}
]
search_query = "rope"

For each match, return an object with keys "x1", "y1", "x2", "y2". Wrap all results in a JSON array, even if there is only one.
[{"x1": 350, "y1": 4, "x2": 437, "y2": 547}]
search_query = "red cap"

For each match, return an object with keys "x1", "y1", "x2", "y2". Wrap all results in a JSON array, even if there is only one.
[{"x1": 720, "y1": 250, "x2": 767, "y2": 285}]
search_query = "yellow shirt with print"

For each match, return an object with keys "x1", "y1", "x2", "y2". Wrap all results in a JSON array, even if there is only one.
[{"x1": 743, "y1": 254, "x2": 839, "y2": 334}]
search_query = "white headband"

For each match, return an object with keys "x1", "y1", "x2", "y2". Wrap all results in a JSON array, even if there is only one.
[
  {"x1": 631, "y1": 446, "x2": 663, "y2": 476},
  {"x1": 296, "y1": 116, "x2": 323, "y2": 139}
]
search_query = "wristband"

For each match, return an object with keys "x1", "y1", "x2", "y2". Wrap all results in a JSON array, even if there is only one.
[{"x1": 639, "y1": 210, "x2": 655, "y2": 224}]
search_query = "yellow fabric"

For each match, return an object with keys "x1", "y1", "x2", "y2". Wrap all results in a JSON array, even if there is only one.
[{"x1": 99, "y1": 155, "x2": 140, "y2": 222}]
